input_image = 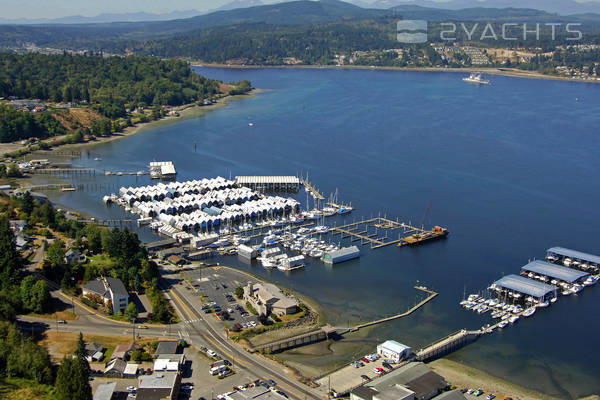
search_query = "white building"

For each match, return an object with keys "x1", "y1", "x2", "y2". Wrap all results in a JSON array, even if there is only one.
[
  {"x1": 377, "y1": 340, "x2": 411, "y2": 362},
  {"x1": 82, "y1": 277, "x2": 129, "y2": 314}
]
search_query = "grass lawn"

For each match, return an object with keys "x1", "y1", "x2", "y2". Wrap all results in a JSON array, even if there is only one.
[
  {"x1": 87, "y1": 254, "x2": 116, "y2": 271},
  {"x1": 0, "y1": 377, "x2": 53, "y2": 400},
  {"x1": 40, "y1": 331, "x2": 156, "y2": 360}
]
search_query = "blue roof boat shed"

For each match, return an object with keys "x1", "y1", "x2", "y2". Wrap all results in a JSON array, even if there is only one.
[
  {"x1": 547, "y1": 247, "x2": 600, "y2": 266},
  {"x1": 494, "y1": 274, "x2": 557, "y2": 299},
  {"x1": 521, "y1": 260, "x2": 589, "y2": 283}
]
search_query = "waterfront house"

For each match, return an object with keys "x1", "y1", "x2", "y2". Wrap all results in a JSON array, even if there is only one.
[
  {"x1": 243, "y1": 282, "x2": 298, "y2": 316},
  {"x1": 377, "y1": 340, "x2": 412, "y2": 362},
  {"x1": 83, "y1": 277, "x2": 129, "y2": 313}
]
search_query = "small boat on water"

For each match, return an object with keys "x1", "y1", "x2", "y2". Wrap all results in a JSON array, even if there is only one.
[
  {"x1": 509, "y1": 315, "x2": 519, "y2": 324},
  {"x1": 321, "y1": 207, "x2": 337, "y2": 217},
  {"x1": 94, "y1": 157, "x2": 102, "y2": 161},
  {"x1": 498, "y1": 320, "x2": 509, "y2": 329},
  {"x1": 337, "y1": 206, "x2": 352, "y2": 215},
  {"x1": 462, "y1": 72, "x2": 490, "y2": 85},
  {"x1": 536, "y1": 300, "x2": 550, "y2": 308},
  {"x1": 522, "y1": 307, "x2": 536, "y2": 317}
]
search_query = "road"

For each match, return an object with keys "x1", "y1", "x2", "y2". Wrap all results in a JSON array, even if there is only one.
[
  {"x1": 166, "y1": 278, "x2": 326, "y2": 400},
  {"x1": 17, "y1": 275, "x2": 325, "y2": 400}
]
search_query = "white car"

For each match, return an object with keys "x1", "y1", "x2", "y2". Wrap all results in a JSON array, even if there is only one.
[{"x1": 207, "y1": 350, "x2": 217, "y2": 357}]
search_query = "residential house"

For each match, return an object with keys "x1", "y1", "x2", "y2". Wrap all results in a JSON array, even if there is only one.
[
  {"x1": 111, "y1": 342, "x2": 139, "y2": 361},
  {"x1": 83, "y1": 277, "x2": 129, "y2": 313},
  {"x1": 104, "y1": 358, "x2": 127, "y2": 378}
]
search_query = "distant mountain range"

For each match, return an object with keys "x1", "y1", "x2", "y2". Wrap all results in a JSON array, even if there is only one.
[
  {"x1": 2, "y1": 0, "x2": 600, "y2": 25},
  {"x1": 0, "y1": 10, "x2": 203, "y2": 25},
  {"x1": 349, "y1": 0, "x2": 600, "y2": 15}
]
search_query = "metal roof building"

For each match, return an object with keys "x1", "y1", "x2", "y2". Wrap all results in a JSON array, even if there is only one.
[
  {"x1": 521, "y1": 260, "x2": 589, "y2": 283},
  {"x1": 323, "y1": 246, "x2": 360, "y2": 265},
  {"x1": 547, "y1": 247, "x2": 600, "y2": 265},
  {"x1": 493, "y1": 274, "x2": 557, "y2": 298}
]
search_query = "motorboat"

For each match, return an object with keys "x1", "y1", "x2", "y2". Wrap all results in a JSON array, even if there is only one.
[
  {"x1": 498, "y1": 320, "x2": 509, "y2": 329},
  {"x1": 462, "y1": 72, "x2": 490, "y2": 84},
  {"x1": 522, "y1": 307, "x2": 536, "y2": 317},
  {"x1": 509, "y1": 315, "x2": 519, "y2": 324},
  {"x1": 337, "y1": 206, "x2": 352, "y2": 215},
  {"x1": 536, "y1": 300, "x2": 550, "y2": 308}
]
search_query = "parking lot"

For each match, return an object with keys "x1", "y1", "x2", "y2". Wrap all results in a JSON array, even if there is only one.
[
  {"x1": 316, "y1": 353, "x2": 400, "y2": 396},
  {"x1": 180, "y1": 267, "x2": 260, "y2": 331}
]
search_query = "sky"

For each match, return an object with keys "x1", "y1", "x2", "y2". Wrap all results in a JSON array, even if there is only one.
[{"x1": 0, "y1": 0, "x2": 597, "y2": 19}]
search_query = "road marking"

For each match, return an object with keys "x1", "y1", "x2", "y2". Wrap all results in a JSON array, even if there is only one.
[{"x1": 171, "y1": 287, "x2": 313, "y2": 400}]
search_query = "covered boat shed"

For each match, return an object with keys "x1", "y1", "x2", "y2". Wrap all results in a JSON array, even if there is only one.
[
  {"x1": 493, "y1": 274, "x2": 557, "y2": 300},
  {"x1": 546, "y1": 247, "x2": 600, "y2": 272},
  {"x1": 521, "y1": 260, "x2": 589, "y2": 284}
]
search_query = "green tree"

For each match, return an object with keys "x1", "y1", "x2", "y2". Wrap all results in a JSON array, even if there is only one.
[
  {"x1": 6, "y1": 164, "x2": 21, "y2": 178},
  {"x1": 124, "y1": 301, "x2": 138, "y2": 322},
  {"x1": 55, "y1": 333, "x2": 92, "y2": 400},
  {"x1": 20, "y1": 191, "x2": 34, "y2": 216},
  {"x1": 30, "y1": 280, "x2": 51, "y2": 313},
  {"x1": 0, "y1": 217, "x2": 22, "y2": 290},
  {"x1": 235, "y1": 286, "x2": 244, "y2": 299}
]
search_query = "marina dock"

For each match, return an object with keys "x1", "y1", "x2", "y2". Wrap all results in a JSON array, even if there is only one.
[
  {"x1": 416, "y1": 329, "x2": 481, "y2": 362},
  {"x1": 327, "y1": 217, "x2": 448, "y2": 250},
  {"x1": 343, "y1": 286, "x2": 438, "y2": 332},
  {"x1": 300, "y1": 178, "x2": 325, "y2": 201},
  {"x1": 236, "y1": 176, "x2": 300, "y2": 192}
]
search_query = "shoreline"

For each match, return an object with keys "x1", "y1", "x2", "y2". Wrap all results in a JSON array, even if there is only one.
[
  {"x1": 193, "y1": 63, "x2": 600, "y2": 84},
  {"x1": 2, "y1": 90, "x2": 259, "y2": 159},
  {"x1": 429, "y1": 359, "x2": 562, "y2": 400}
]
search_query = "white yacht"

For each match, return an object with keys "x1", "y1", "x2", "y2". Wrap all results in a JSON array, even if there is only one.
[
  {"x1": 522, "y1": 307, "x2": 536, "y2": 317},
  {"x1": 462, "y1": 72, "x2": 490, "y2": 85}
]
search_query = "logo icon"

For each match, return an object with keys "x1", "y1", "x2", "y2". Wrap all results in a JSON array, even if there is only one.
[{"x1": 397, "y1": 20, "x2": 428, "y2": 43}]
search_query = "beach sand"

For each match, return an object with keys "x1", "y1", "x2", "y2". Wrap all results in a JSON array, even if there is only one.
[{"x1": 429, "y1": 358, "x2": 562, "y2": 400}]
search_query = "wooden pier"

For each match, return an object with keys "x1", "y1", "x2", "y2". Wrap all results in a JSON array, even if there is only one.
[
  {"x1": 300, "y1": 179, "x2": 325, "y2": 201},
  {"x1": 24, "y1": 184, "x2": 75, "y2": 191},
  {"x1": 340, "y1": 286, "x2": 438, "y2": 333},
  {"x1": 416, "y1": 329, "x2": 481, "y2": 362},
  {"x1": 251, "y1": 325, "x2": 337, "y2": 354},
  {"x1": 326, "y1": 217, "x2": 448, "y2": 250},
  {"x1": 32, "y1": 167, "x2": 96, "y2": 176}
]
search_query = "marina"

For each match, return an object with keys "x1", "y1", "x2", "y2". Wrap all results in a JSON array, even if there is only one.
[
  {"x1": 460, "y1": 247, "x2": 600, "y2": 334},
  {"x1": 43, "y1": 66, "x2": 600, "y2": 398}
]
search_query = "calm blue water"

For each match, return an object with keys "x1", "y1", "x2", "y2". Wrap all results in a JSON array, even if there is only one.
[{"x1": 54, "y1": 67, "x2": 600, "y2": 398}]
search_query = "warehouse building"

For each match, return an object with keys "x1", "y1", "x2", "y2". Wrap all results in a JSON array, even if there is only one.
[{"x1": 377, "y1": 340, "x2": 412, "y2": 362}]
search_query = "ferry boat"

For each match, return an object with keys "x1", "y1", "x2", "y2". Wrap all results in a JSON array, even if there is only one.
[{"x1": 462, "y1": 72, "x2": 490, "y2": 85}]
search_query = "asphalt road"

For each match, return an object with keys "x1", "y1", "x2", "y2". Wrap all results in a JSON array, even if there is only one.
[
  {"x1": 17, "y1": 273, "x2": 325, "y2": 400},
  {"x1": 166, "y1": 277, "x2": 326, "y2": 400}
]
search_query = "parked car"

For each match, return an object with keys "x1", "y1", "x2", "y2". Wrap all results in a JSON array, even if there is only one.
[
  {"x1": 266, "y1": 379, "x2": 277, "y2": 387},
  {"x1": 137, "y1": 325, "x2": 148, "y2": 329},
  {"x1": 58, "y1": 320, "x2": 67, "y2": 324},
  {"x1": 360, "y1": 375, "x2": 370, "y2": 380},
  {"x1": 376, "y1": 367, "x2": 385, "y2": 374},
  {"x1": 207, "y1": 350, "x2": 217, "y2": 357},
  {"x1": 382, "y1": 362, "x2": 393, "y2": 370},
  {"x1": 486, "y1": 395, "x2": 496, "y2": 400},
  {"x1": 360, "y1": 357, "x2": 370, "y2": 363},
  {"x1": 373, "y1": 368, "x2": 382, "y2": 375},
  {"x1": 474, "y1": 389, "x2": 484, "y2": 397}
]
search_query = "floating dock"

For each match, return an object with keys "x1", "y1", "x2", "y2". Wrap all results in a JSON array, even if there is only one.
[
  {"x1": 236, "y1": 176, "x2": 300, "y2": 192},
  {"x1": 326, "y1": 217, "x2": 448, "y2": 250}
]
